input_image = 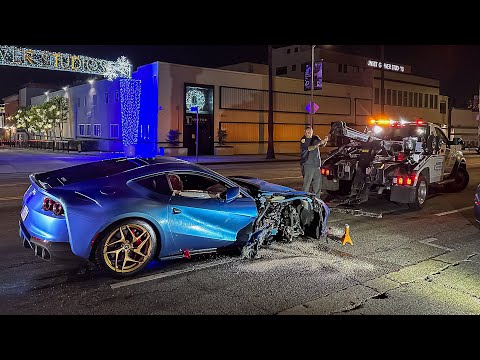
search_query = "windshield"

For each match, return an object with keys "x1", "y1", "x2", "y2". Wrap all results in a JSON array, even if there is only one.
[{"x1": 373, "y1": 124, "x2": 427, "y2": 141}]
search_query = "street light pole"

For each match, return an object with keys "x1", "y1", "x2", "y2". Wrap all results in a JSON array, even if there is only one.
[
  {"x1": 380, "y1": 44, "x2": 385, "y2": 115},
  {"x1": 195, "y1": 107, "x2": 199, "y2": 163},
  {"x1": 310, "y1": 45, "x2": 316, "y2": 128}
]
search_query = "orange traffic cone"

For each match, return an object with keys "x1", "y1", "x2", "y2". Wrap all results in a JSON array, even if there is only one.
[{"x1": 341, "y1": 224, "x2": 353, "y2": 245}]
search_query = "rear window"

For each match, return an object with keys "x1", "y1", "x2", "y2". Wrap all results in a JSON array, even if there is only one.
[
  {"x1": 35, "y1": 158, "x2": 140, "y2": 188},
  {"x1": 376, "y1": 124, "x2": 427, "y2": 141}
]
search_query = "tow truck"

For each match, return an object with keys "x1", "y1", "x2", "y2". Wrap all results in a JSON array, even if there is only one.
[{"x1": 321, "y1": 118, "x2": 469, "y2": 209}]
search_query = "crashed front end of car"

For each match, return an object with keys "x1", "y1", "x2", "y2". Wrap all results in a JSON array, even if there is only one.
[{"x1": 229, "y1": 176, "x2": 330, "y2": 258}]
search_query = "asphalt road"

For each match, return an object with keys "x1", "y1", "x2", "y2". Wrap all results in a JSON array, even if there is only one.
[{"x1": 1, "y1": 149, "x2": 480, "y2": 315}]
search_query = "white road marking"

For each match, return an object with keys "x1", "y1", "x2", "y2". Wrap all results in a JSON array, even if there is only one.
[
  {"x1": 419, "y1": 237, "x2": 453, "y2": 251},
  {"x1": 434, "y1": 206, "x2": 473, "y2": 217},
  {"x1": 263, "y1": 176, "x2": 302, "y2": 181},
  {"x1": 110, "y1": 258, "x2": 236, "y2": 289},
  {"x1": 0, "y1": 196, "x2": 23, "y2": 201},
  {"x1": 0, "y1": 183, "x2": 29, "y2": 187}
]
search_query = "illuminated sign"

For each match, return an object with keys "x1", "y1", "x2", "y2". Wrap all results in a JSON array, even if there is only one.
[
  {"x1": 304, "y1": 61, "x2": 323, "y2": 91},
  {"x1": 367, "y1": 60, "x2": 404, "y2": 72},
  {"x1": 0, "y1": 45, "x2": 131, "y2": 80}
]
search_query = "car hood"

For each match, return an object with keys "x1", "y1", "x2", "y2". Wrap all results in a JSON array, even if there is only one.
[{"x1": 229, "y1": 176, "x2": 303, "y2": 195}]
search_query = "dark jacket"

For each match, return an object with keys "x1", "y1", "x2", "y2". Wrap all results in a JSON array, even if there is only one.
[{"x1": 300, "y1": 135, "x2": 321, "y2": 167}]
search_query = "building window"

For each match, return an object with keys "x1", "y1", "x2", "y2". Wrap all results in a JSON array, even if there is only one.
[
  {"x1": 287, "y1": 49, "x2": 291, "y2": 54},
  {"x1": 294, "y1": 47, "x2": 298, "y2": 52},
  {"x1": 79, "y1": 124, "x2": 85, "y2": 136},
  {"x1": 115, "y1": 91, "x2": 119, "y2": 103},
  {"x1": 93, "y1": 94, "x2": 97, "y2": 106},
  {"x1": 84, "y1": 96, "x2": 87, "y2": 107},
  {"x1": 276, "y1": 66, "x2": 287, "y2": 75},
  {"x1": 353, "y1": 66, "x2": 359, "y2": 72},
  {"x1": 338, "y1": 64, "x2": 343, "y2": 72},
  {"x1": 386, "y1": 89, "x2": 391, "y2": 105},
  {"x1": 392, "y1": 90, "x2": 397, "y2": 106},
  {"x1": 85, "y1": 124, "x2": 92, "y2": 136},
  {"x1": 434, "y1": 95, "x2": 438, "y2": 109},
  {"x1": 374, "y1": 88, "x2": 380, "y2": 104},
  {"x1": 343, "y1": 64, "x2": 347, "y2": 73},
  {"x1": 408, "y1": 92, "x2": 413, "y2": 107},
  {"x1": 414, "y1": 92, "x2": 418, "y2": 107},
  {"x1": 424, "y1": 94, "x2": 429, "y2": 108},
  {"x1": 77, "y1": 98, "x2": 81, "y2": 108},
  {"x1": 403, "y1": 91, "x2": 408, "y2": 106},
  {"x1": 430, "y1": 94, "x2": 434, "y2": 109},
  {"x1": 440, "y1": 102, "x2": 447, "y2": 114},
  {"x1": 418, "y1": 93, "x2": 423, "y2": 107},
  {"x1": 397, "y1": 91, "x2": 403, "y2": 106},
  {"x1": 93, "y1": 124, "x2": 101, "y2": 137},
  {"x1": 291, "y1": 64, "x2": 297, "y2": 71},
  {"x1": 105, "y1": 92, "x2": 109, "y2": 104},
  {"x1": 110, "y1": 124, "x2": 119, "y2": 138}
]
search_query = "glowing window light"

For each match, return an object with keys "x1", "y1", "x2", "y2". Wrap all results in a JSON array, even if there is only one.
[{"x1": 120, "y1": 79, "x2": 142, "y2": 146}]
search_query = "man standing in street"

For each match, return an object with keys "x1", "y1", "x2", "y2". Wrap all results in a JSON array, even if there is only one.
[{"x1": 300, "y1": 125, "x2": 329, "y2": 197}]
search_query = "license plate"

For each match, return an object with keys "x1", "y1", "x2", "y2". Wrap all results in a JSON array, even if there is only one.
[{"x1": 21, "y1": 205, "x2": 29, "y2": 221}]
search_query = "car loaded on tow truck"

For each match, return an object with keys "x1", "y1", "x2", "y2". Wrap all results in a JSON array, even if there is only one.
[{"x1": 321, "y1": 117, "x2": 469, "y2": 209}]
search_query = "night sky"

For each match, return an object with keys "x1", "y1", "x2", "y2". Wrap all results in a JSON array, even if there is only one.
[{"x1": 1, "y1": 45, "x2": 479, "y2": 107}]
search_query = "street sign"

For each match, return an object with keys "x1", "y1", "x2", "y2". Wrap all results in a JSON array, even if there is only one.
[{"x1": 306, "y1": 101, "x2": 319, "y2": 114}]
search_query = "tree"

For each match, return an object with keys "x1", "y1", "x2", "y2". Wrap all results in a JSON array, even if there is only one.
[
  {"x1": 45, "y1": 96, "x2": 68, "y2": 140},
  {"x1": 266, "y1": 45, "x2": 275, "y2": 159}
]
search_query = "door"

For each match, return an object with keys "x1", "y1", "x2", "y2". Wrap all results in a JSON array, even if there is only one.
[
  {"x1": 434, "y1": 126, "x2": 455, "y2": 175},
  {"x1": 166, "y1": 172, "x2": 258, "y2": 251}
]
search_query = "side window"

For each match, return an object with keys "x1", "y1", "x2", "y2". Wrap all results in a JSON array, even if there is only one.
[
  {"x1": 435, "y1": 127, "x2": 449, "y2": 148},
  {"x1": 168, "y1": 173, "x2": 230, "y2": 199},
  {"x1": 135, "y1": 174, "x2": 172, "y2": 196}
]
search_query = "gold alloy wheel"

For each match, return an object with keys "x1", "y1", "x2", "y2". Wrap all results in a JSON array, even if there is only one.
[{"x1": 102, "y1": 224, "x2": 152, "y2": 273}]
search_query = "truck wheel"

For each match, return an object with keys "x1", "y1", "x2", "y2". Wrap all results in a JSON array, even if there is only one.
[
  {"x1": 408, "y1": 175, "x2": 428, "y2": 210},
  {"x1": 447, "y1": 166, "x2": 469, "y2": 192}
]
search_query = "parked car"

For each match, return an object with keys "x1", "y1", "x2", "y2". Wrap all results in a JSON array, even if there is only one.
[{"x1": 19, "y1": 157, "x2": 330, "y2": 278}]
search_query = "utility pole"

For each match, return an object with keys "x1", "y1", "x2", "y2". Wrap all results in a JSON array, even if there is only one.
[
  {"x1": 266, "y1": 45, "x2": 275, "y2": 159},
  {"x1": 310, "y1": 45, "x2": 316, "y2": 127},
  {"x1": 380, "y1": 44, "x2": 385, "y2": 115}
]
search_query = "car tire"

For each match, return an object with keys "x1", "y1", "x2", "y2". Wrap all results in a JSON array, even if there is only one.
[
  {"x1": 95, "y1": 219, "x2": 158, "y2": 278},
  {"x1": 408, "y1": 174, "x2": 428, "y2": 210},
  {"x1": 446, "y1": 166, "x2": 469, "y2": 193}
]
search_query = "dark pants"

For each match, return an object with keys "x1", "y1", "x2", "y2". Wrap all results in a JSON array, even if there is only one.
[{"x1": 302, "y1": 165, "x2": 321, "y2": 197}]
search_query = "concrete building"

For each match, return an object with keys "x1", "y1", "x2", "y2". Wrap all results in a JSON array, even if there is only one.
[{"x1": 271, "y1": 45, "x2": 448, "y2": 126}]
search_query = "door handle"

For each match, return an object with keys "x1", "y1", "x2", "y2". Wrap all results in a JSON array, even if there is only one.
[{"x1": 172, "y1": 208, "x2": 182, "y2": 214}]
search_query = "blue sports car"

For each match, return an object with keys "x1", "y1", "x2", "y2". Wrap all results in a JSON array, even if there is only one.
[{"x1": 19, "y1": 157, "x2": 330, "y2": 278}]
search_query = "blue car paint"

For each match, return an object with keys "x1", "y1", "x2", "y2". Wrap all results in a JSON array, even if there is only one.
[{"x1": 20, "y1": 157, "x2": 330, "y2": 264}]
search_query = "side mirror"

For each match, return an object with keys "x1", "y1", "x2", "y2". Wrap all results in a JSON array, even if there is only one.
[{"x1": 224, "y1": 187, "x2": 240, "y2": 203}]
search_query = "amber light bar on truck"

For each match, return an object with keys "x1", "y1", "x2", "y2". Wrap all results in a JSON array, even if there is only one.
[
  {"x1": 393, "y1": 175, "x2": 417, "y2": 186},
  {"x1": 369, "y1": 118, "x2": 425, "y2": 127}
]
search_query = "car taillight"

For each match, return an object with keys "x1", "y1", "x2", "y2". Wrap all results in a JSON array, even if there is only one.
[
  {"x1": 396, "y1": 152, "x2": 405, "y2": 161},
  {"x1": 394, "y1": 175, "x2": 416, "y2": 186},
  {"x1": 42, "y1": 197, "x2": 64, "y2": 216},
  {"x1": 321, "y1": 168, "x2": 326, "y2": 175}
]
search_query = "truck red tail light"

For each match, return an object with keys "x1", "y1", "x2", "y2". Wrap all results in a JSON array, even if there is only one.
[
  {"x1": 395, "y1": 175, "x2": 416, "y2": 186},
  {"x1": 42, "y1": 197, "x2": 64, "y2": 216},
  {"x1": 321, "y1": 168, "x2": 333, "y2": 176},
  {"x1": 396, "y1": 152, "x2": 405, "y2": 161}
]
